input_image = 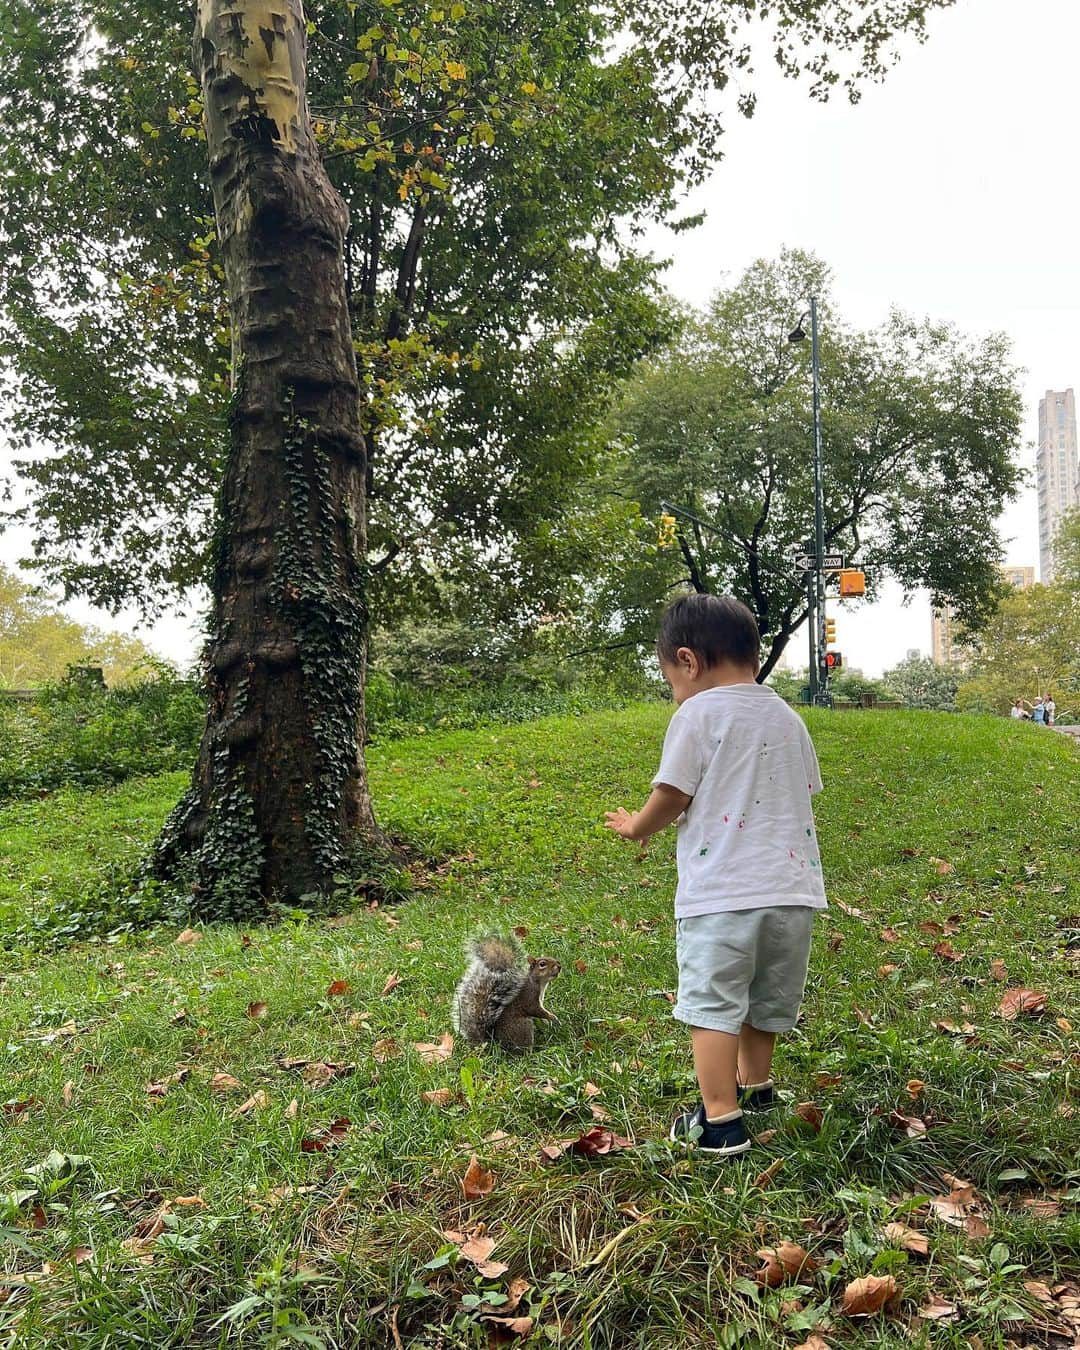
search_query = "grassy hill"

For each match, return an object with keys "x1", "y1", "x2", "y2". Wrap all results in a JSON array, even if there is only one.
[{"x1": 0, "y1": 707, "x2": 1077, "y2": 1347}]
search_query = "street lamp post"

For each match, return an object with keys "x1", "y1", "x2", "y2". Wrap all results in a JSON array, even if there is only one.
[{"x1": 789, "y1": 297, "x2": 830, "y2": 706}]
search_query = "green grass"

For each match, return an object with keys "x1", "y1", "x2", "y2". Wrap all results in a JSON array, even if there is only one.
[{"x1": 0, "y1": 707, "x2": 1077, "y2": 1348}]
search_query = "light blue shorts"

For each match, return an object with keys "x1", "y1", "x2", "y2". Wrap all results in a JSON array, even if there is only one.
[{"x1": 673, "y1": 906, "x2": 814, "y2": 1035}]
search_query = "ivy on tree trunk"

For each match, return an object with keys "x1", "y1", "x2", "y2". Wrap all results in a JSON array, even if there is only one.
[{"x1": 154, "y1": 0, "x2": 379, "y2": 916}]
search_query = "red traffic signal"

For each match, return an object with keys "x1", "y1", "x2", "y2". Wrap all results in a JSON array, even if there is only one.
[{"x1": 825, "y1": 651, "x2": 843, "y2": 670}]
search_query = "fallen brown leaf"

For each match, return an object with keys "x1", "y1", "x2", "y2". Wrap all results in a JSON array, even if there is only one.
[
  {"x1": 753, "y1": 1157, "x2": 785, "y2": 1189},
  {"x1": 880, "y1": 927, "x2": 900, "y2": 943},
  {"x1": 175, "y1": 928, "x2": 200, "y2": 945},
  {"x1": 300, "y1": 1117, "x2": 351, "y2": 1152},
  {"x1": 932, "y1": 940, "x2": 964, "y2": 962},
  {"x1": 411, "y1": 1033, "x2": 454, "y2": 1064},
  {"x1": 209, "y1": 1072, "x2": 243, "y2": 1093},
  {"x1": 2, "y1": 1098, "x2": 37, "y2": 1117},
  {"x1": 841, "y1": 1273, "x2": 900, "y2": 1317},
  {"x1": 462, "y1": 1154, "x2": 495, "y2": 1200},
  {"x1": 919, "y1": 1293, "x2": 958, "y2": 1322},
  {"x1": 420, "y1": 1088, "x2": 455, "y2": 1107},
  {"x1": 793, "y1": 1337, "x2": 830, "y2": 1350},
  {"x1": 889, "y1": 1110, "x2": 928, "y2": 1139},
  {"x1": 229, "y1": 1090, "x2": 269, "y2": 1119},
  {"x1": 755, "y1": 1241, "x2": 819, "y2": 1287},
  {"x1": 905, "y1": 1079, "x2": 925, "y2": 1099},
  {"x1": 327, "y1": 979, "x2": 351, "y2": 997},
  {"x1": 793, "y1": 1102, "x2": 823, "y2": 1132},
  {"x1": 882, "y1": 1222, "x2": 929, "y2": 1256},
  {"x1": 989, "y1": 958, "x2": 1007, "y2": 981},
  {"x1": 372, "y1": 1038, "x2": 400, "y2": 1062},
  {"x1": 929, "y1": 857, "x2": 954, "y2": 875},
  {"x1": 381, "y1": 973, "x2": 402, "y2": 996},
  {"x1": 998, "y1": 987, "x2": 1048, "y2": 1020}
]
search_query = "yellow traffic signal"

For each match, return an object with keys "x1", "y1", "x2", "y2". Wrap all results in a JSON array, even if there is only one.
[
  {"x1": 839, "y1": 569, "x2": 866, "y2": 597},
  {"x1": 824, "y1": 617, "x2": 837, "y2": 645}
]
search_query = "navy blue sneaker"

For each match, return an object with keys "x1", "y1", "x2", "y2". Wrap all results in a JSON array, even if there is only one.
[
  {"x1": 669, "y1": 1105, "x2": 751, "y2": 1157},
  {"x1": 738, "y1": 1080, "x2": 777, "y2": 1110}
]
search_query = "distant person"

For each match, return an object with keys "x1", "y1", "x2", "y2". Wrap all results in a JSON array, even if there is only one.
[
  {"x1": 1032, "y1": 697, "x2": 1046, "y2": 725},
  {"x1": 1045, "y1": 694, "x2": 1056, "y2": 727},
  {"x1": 1010, "y1": 698, "x2": 1029, "y2": 720}
]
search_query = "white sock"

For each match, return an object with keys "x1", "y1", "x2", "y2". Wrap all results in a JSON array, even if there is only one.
[
  {"x1": 705, "y1": 1108, "x2": 743, "y2": 1124},
  {"x1": 740, "y1": 1079, "x2": 773, "y2": 1090}
]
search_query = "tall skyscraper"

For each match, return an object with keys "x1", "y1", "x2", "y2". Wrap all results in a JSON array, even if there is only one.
[
  {"x1": 930, "y1": 564, "x2": 1035, "y2": 666},
  {"x1": 1037, "y1": 389, "x2": 1079, "y2": 581}
]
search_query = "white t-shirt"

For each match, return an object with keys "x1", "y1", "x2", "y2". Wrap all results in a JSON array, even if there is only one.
[
  {"x1": 1010, "y1": 705, "x2": 1025, "y2": 719},
  {"x1": 652, "y1": 683, "x2": 826, "y2": 917}
]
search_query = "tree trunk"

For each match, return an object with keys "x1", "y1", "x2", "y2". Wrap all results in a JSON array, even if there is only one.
[{"x1": 154, "y1": 0, "x2": 380, "y2": 916}]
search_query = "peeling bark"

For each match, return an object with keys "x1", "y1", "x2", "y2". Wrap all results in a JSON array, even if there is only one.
[{"x1": 154, "y1": 0, "x2": 381, "y2": 914}]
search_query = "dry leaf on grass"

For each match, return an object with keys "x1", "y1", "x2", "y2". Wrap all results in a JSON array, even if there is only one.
[
  {"x1": 175, "y1": 928, "x2": 200, "y2": 945},
  {"x1": 998, "y1": 987, "x2": 1048, "y2": 1020},
  {"x1": 882, "y1": 1222, "x2": 929, "y2": 1256},
  {"x1": 889, "y1": 1110, "x2": 928, "y2": 1139},
  {"x1": 209, "y1": 1072, "x2": 243, "y2": 1093},
  {"x1": 229, "y1": 1090, "x2": 269, "y2": 1119},
  {"x1": 61, "y1": 1080, "x2": 74, "y2": 1107},
  {"x1": 246, "y1": 1001, "x2": 268, "y2": 1020},
  {"x1": 420, "y1": 1088, "x2": 455, "y2": 1107},
  {"x1": 480, "y1": 1315, "x2": 534, "y2": 1337},
  {"x1": 753, "y1": 1158, "x2": 785, "y2": 1190},
  {"x1": 929, "y1": 857, "x2": 954, "y2": 875},
  {"x1": 990, "y1": 958, "x2": 1007, "y2": 981},
  {"x1": 411, "y1": 1034, "x2": 454, "y2": 1064},
  {"x1": 372, "y1": 1038, "x2": 400, "y2": 1062},
  {"x1": 905, "y1": 1079, "x2": 925, "y2": 1099},
  {"x1": 841, "y1": 1273, "x2": 900, "y2": 1317},
  {"x1": 932, "y1": 940, "x2": 964, "y2": 962},
  {"x1": 793, "y1": 1102, "x2": 823, "y2": 1132},
  {"x1": 755, "y1": 1242, "x2": 819, "y2": 1287},
  {"x1": 877, "y1": 964, "x2": 899, "y2": 978},
  {"x1": 327, "y1": 979, "x2": 351, "y2": 997},
  {"x1": 793, "y1": 1337, "x2": 830, "y2": 1350},
  {"x1": 381, "y1": 973, "x2": 403, "y2": 996},
  {"x1": 932, "y1": 1019, "x2": 975, "y2": 1036},
  {"x1": 462, "y1": 1154, "x2": 495, "y2": 1200},
  {"x1": 918, "y1": 1293, "x2": 958, "y2": 1322},
  {"x1": 2, "y1": 1098, "x2": 37, "y2": 1117},
  {"x1": 880, "y1": 928, "x2": 900, "y2": 943},
  {"x1": 284, "y1": 1098, "x2": 299, "y2": 1120},
  {"x1": 300, "y1": 1117, "x2": 351, "y2": 1152}
]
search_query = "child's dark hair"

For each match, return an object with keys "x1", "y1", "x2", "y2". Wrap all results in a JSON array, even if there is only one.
[{"x1": 657, "y1": 593, "x2": 760, "y2": 670}]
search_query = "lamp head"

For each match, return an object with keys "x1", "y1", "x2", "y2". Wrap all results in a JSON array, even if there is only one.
[{"x1": 788, "y1": 324, "x2": 807, "y2": 344}]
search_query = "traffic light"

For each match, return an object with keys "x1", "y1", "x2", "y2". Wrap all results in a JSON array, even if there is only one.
[
  {"x1": 824, "y1": 617, "x2": 837, "y2": 646},
  {"x1": 825, "y1": 651, "x2": 843, "y2": 670},
  {"x1": 839, "y1": 569, "x2": 866, "y2": 598}
]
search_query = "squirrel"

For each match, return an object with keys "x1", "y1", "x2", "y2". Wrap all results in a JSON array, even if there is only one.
[{"x1": 451, "y1": 933, "x2": 561, "y2": 1052}]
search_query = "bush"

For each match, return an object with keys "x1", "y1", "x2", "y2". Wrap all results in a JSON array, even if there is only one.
[{"x1": 0, "y1": 674, "x2": 203, "y2": 801}]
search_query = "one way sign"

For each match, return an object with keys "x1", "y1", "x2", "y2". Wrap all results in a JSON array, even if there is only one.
[{"x1": 794, "y1": 552, "x2": 845, "y2": 572}]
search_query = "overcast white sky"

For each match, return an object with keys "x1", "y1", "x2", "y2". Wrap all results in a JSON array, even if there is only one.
[{"x1": 1, "y1": 0, "x2": 1074, "y2": 675}]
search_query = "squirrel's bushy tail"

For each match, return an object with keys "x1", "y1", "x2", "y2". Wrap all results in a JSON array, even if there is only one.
[{"x1": 452, "y1": 931, "x2": 526, "y2": 1044}]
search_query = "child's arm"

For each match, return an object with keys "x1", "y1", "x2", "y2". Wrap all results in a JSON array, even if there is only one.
[{"x1": 604, "y1": 783, "x2": 692, "y2": 843}]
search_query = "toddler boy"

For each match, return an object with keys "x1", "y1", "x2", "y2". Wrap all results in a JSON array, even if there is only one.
[{"x1": 604, "y1": 593, "x2": 826, "y2": 1157}]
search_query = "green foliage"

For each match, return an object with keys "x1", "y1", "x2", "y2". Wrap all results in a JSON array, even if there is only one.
[
  {"x1": 0, "y1": 565, "x2": 163, "y2": 688},
  {"x1": 0, "y1": 676, "x2": 203, "y2": 801},
  {"x1": 956, "y1": 583, "x2": 1080, "y2": 718},
  {"x1": 881, "y1": 653, "x2": 960, "y2": 711},
  {"x1": 1, "y1": 0, "x2": 954, "y2": 622},
  {"x1": 0, "y1": 706, "x2": 1076, "y2": 1345},
  {"x1": 570, "y1": 249, "x2": 1023, "y2": 676}
]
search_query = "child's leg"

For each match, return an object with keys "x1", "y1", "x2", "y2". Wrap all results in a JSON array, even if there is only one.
[
  {"x1": 691, "y1": 1027, "x2": 740, "y2": 1119},
  {"x1": 738, "y1": 1024, "x2": 776, "y2": 1086}
]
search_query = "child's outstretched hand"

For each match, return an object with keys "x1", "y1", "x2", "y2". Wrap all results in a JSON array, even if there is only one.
[{"x1": 604, "y1": 807, "x2": 640, "y2": 840}]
